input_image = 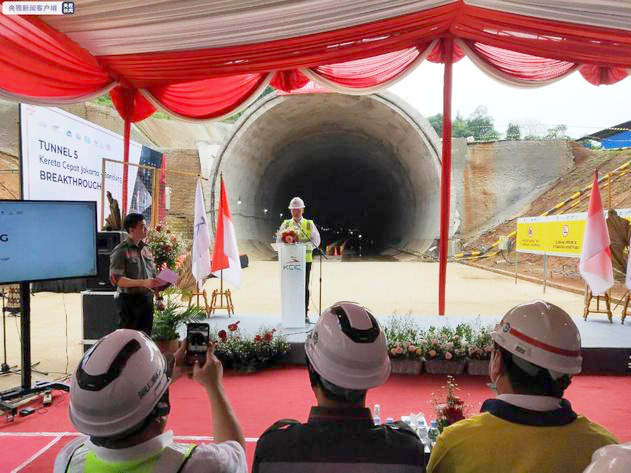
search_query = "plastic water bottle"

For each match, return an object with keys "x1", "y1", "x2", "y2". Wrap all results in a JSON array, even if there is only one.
[
  {"x1": 373, "y1": 404, "x2": 381, "y2": 425},
  {"x1": 428, "y1": 420, "x2": 439, "y2": 442},
  {"x1": 417, "y1": 413, "x2": 429, "y2": 441}
]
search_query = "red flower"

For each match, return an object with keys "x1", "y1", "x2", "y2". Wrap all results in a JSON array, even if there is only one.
[
  {"x1": 218, "y1": 330, "x2": 227, "y2": 342},
  {"x1": 156, "y1": 225, "x2": 162, "y2": 232},
  {"x1": 228, "y1": 321, "x2": 240, "y2": 332},
  {"x1": 165, "y1": 245, "x2": 172, "y2": 252},
  {"x1": 171, "y1": 236, "x2": 177, "y2": 243},
  {"x1": 255, "y1": 335, "x2": 262, "y2": 342},
  {"x1": 264, "y1": 332, "x2": 273, "y2": 341}
]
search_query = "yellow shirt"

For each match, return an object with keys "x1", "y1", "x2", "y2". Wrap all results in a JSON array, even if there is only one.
[{"x1": 428, "y1": 407, "x2": 617, "y2": 473}]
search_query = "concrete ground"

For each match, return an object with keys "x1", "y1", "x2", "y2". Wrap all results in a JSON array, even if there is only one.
[{"x1": 0, "y1": 261, "x2": 590, "y2": 391}]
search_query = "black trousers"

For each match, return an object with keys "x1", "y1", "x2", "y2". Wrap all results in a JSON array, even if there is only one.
[
  {"x1": 305, "y1": 261, "x2": 312, "y2": 316},
  {"x1": 115, "y1": 293, "x2": 154, "y2": 335}
]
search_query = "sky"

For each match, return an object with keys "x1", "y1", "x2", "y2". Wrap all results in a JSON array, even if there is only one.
[{"x1": 388, "y1": 57, "x2": 631, "y2": 139}]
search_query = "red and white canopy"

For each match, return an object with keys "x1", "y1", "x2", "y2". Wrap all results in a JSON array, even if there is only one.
[{"x1": 2, "y1": 0, "x2": 631, "y2": 122}]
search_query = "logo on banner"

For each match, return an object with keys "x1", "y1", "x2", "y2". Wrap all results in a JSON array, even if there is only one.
[
  {"x1": 283, "y1": 256, "x2": 302, "y2": 271},
  {"x1": 562, "y1": 224, "x2": 569, "y2": 237},
  {"x1": 528, "y1": 225, "x2": 533, "y2": 238}
]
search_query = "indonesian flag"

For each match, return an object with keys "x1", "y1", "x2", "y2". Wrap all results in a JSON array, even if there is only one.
[
  {"x1": 579, "y1": 173, "x2": 613, "y2": 295},
  {"x1": 192, "y1": 178, "x2": 211, "y2": 283},
  {"x1": 211, "y1": 177, "x2": 242, "y2": 287}
]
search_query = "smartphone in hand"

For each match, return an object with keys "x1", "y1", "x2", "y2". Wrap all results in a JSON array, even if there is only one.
[{"x1": 185, "y1": 322, "x2": 210, "y2": 365}]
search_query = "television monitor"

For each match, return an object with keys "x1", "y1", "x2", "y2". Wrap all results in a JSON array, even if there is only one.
[{"x1": 0, "y1": 200, "x2": 97, "y2": 284}]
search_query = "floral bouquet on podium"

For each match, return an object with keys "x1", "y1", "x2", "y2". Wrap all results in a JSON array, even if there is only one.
[{"x1": 279, "y1": 228, "x2": 299, "y2": 244}]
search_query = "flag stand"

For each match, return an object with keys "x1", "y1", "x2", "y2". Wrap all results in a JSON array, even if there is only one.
[
  {"x1": 583, "y1": 285, "x2": 613, "y2": 323},
  {"x1": 188, "y1": 281, "x2": 210, "y2": 313},
  {"x1": 621, "y1": 292, "x2": 630, "y2": 324},
  {"x1": 209, "y1": 271, "x2": 234, "y2": 316}
]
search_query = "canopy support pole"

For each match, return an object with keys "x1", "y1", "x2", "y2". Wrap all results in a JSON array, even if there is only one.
[{"x1": 438, "y1": 37, "x2": 453, "y2": 316}]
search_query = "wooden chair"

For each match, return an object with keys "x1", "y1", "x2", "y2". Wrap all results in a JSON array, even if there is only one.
[{"x1": 621, "y1": 292, "x2": 630, "y2": 325}]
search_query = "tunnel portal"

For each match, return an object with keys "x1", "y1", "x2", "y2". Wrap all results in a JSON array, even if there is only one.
[{"x1": 212, "y1": 92, "x2": 442, "y2": 258}]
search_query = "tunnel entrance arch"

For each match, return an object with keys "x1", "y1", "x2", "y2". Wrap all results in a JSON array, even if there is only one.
[{"x1": 211, "y1": 92, "x2": 442, "y2": 259}]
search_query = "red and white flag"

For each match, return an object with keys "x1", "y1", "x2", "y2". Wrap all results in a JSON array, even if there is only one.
[
  {"x1": 579, "y1": 173, "x2": 613, "y2": 295},
  {"x1": 211, "y1": 177, "x2": 242, "y2": 287}
]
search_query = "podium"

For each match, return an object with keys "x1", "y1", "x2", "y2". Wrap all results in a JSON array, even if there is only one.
[{"x1": 277, "y1": 243, "x2": 307, "y2": 328}]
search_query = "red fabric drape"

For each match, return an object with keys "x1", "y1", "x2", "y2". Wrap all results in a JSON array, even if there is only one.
[
  {"x1": 579, "y1": 65, "x2": 629, "y2": 86},
  {"x1": 0, "y1": 14, "x2": 112, "y2": 100},
  {"x1": 427, "y1": 39, "x2": 465, "y2": 63},
  {"x1": 96, "y1": 6, "x2": 456, "y2": 86},
  {"x1": 145, "y1": 74, "x2": 269, "y2": 120},
  {"x1": 465, "y1": 42, "x2": 577, "y2": 82},
  {"x1": 270, "y1": 70, "x2": 310, "y2": 92},
  {"x1": 455, "y1": 5, "x2": 631, "y2": 68},
  {"x1": 311, "y1": 45, "x2": 430, "y2": 88},
  {"x1": 110, "y1": 86, "x2": 155, "y2": 122}
]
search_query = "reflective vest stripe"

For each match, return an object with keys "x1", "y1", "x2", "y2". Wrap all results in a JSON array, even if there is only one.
[{"x1": 62, "y1": 442, "x2": 195, "y2": 473}]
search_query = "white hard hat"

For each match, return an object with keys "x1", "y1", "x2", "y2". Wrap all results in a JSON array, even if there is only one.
[
  {"x1": 69, "y1": 329, "x2": 170, "y2": 438},
  {"x1": 288, "y1": 197, "x2": 305, "y2": 209},
  {"x1": 491, "y1": 300, "x2": 582, "y2": 378},
  {"x1": 584, "y1": 443, "x2": 631, "y2": 473},
  {"x1": 305, "y1": 301, "x2": 391, "y2": 390}
]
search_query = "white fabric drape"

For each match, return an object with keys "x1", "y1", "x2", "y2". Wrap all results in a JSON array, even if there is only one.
[
  {"x1": 466, "y1": 0, "x2": 631, "y2": 32},
  {"x1": 44, "y1": 0, "x2": 451, "y2": 55},
  {"x1": 301, "y1": 40, "x2": 438, "y2": 94},
  {"x1": 0, "y1": 83, "x2": 116, "y2": 106},
  {"x1": 456, "y1": 40, "x2": 578, "y2": 88}
]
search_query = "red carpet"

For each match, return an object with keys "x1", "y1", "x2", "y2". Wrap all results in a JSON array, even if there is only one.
[{"x1": 2, "y1": 368, "x2": 630, "y2": 472}]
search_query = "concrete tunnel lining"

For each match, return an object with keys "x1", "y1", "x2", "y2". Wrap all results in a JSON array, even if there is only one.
[{"x1": 211, "y1": 92, "x2": 442, "y2": 258}]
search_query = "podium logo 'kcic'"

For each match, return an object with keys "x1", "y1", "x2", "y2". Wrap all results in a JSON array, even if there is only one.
[{"x1": 283, "y1": 256, "x2": 301, "y2": 271}]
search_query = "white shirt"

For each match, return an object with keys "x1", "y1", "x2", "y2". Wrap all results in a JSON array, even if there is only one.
[
  {"x1": 54, "y1": 431, "x2": 247, "y2": 473},
  {"x1": 277, "y1": 217, "x2": 321, "y2": 248},
  {"x1": 497, "y1": 394, "x2": 563, "y2": 412}
]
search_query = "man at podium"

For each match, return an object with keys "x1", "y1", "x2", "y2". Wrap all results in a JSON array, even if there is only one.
[{"x1": 277, "y1": 197, "x2": 321, "y2": 322}]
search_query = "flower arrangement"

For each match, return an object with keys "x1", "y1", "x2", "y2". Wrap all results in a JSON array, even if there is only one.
[
  {"x1": 384, "y1": 314, "x2": 425, "y2": 360},
  {"x1": 146, "y1": 225, "x2": 185, "y2": 271},
  {"x1": 212, "y1": 321, "x2": 291, "y2": 372},
  {"x1": 432, "y1": 376, "x2": 467, "y2": 432},
  {"x1": 278, "y1": 228, "x2": 298, "y2": 244},
  {"x1": 421, "y1": 325, "x2": 469, "y2": 361},
  {"x1": 465, "y1": 322, "x2": 494, "y2": 360}
]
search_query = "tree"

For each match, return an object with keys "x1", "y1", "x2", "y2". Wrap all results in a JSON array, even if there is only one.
[
  {"x1": 452, "y1": 113, "x2": 473, "y2": 138},
  {"x1": 505, "y1": 122, "x2": 521, "y2": 140},
  {"x1": 545, "y1": 124, "x2": 569, "y2": 140},
  {"x1": 467, "y1": 106, "x2": 499, "y2": 141},
  {"x1": 428, "y1": 113, "x2": 443, "y2": 136}
]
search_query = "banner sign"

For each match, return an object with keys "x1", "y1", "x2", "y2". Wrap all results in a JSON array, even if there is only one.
[
  {"x1": 516, "y1": 209, "x2": 629, "y2": 258},
  {"x1": 20, "y1": 105, "x2": 162, "y2": 226},
  {"x1": 516, "y1": 216, "x2": 548, "y2": 255}
]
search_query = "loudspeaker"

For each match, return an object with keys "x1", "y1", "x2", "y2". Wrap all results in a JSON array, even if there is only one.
[
  {"x1": 97, "y1": 231, "x2": 126, "y2": 252},
  {"x1": 87, "y1": 231, "x2": 126, "y2": 291},
  {"x1": 82, "y1": 291, "x2": 118, "y2": 351}
]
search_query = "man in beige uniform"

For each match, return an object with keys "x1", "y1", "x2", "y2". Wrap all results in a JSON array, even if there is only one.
[{"x1": 109, "y1": 213, "x2": 162, "y2": 335}]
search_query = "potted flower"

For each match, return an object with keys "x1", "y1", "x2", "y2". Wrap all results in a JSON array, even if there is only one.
[
  {"x1": 213, "y1": 322, "x2": 291, "y2": 372},
  {"x1": 422, "y1": 325, "x2": 468, "y2": 375},
  {"x1": 151, "y1": 297, "x2": 207, "y2": 353},
  {"x1": 465, "y1": 323, "x2": 494, "y2": 375},
  {"x1": 384, "y1": 315, "x2": 424, "y2": 375}
]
